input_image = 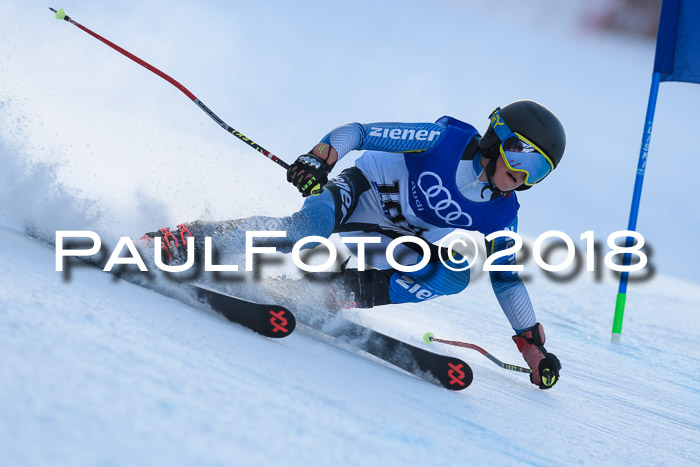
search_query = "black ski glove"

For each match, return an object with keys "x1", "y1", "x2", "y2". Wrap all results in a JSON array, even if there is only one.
[
  {"x1": 512, "y1": 323, "x2": 561, "y2": 389},
  {"x1": 287, "y1": 143, "x2": 338, "y2": 197}
]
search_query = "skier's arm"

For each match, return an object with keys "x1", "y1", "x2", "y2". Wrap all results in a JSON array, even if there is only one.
[
  {"x1": 484, "y1": 218, "x2": 537, "y2": 333},
  {"x1": 486, "y1": 219, "x2": 561, "y2": 389},
  {"x1": 287, "y1": 121, "x2": 446, "y2": 197},
  {"x1": 319, "y1": 122, "x2": 446, "y2": 160}
]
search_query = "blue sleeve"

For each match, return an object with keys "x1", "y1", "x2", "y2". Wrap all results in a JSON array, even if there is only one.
[
  {"x1": 486, "y1": 217, "x2": 537, "y2": 333},
  {"x1": 319, "y1": 122, "x2": 446, "y2": 160}
]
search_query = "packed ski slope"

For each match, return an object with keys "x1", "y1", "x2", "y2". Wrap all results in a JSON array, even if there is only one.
[
  {"x1": 1, "y1": 219, "x2": 699, "y2": 466},
  {"x1": 1, "y1": 1, "x2": 699, "y2": 465}
]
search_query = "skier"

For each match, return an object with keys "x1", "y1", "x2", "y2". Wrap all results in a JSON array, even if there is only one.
[{"x1": 144, "y1": 100, "x2": 564, "y2": 389}]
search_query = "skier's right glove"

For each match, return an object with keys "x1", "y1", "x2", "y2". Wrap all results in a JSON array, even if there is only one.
[
  {"x1": 512, "y1": 323, "x2": 561, "y2": 389},
  {"x1": 287, "y1": 143, "x2": 338, "y2": 197}
]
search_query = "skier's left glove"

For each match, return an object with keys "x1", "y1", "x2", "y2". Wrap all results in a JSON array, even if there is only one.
[
  {"x1": 512, "y1": 323, "x2": 561, "y2": 389},
  {"x1": 287, "y1": 143, "x2": 338, "y2": 197}
]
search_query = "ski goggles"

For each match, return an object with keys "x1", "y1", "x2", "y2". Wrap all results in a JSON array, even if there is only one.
[{"x1": 489, "y1": 108, "x2": 554, "y2": 186}]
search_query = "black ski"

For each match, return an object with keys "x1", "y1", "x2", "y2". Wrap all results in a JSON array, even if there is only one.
[
  {"x1": 192, "y1": 284, "x2": 295, "y2": 338},
  {"x1": 361, "y1": 327, "x2": 472, "y2": 390},
  {"x1": 27, "y1": 228, "x2": 296, "y2": 338},
  {"x1": 301, "y1": 315, "x2": 473, "y2": 390}
]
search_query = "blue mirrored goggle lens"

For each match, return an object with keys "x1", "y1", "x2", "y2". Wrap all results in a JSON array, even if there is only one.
[
  {"x1": 502, "y1": 149, "x2": 552, "y2": 184},
  {"x1": 502, "y1": 138, "x2": 552, "y2": 184}
]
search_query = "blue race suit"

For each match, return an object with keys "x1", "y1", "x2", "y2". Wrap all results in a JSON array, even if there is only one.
[{"x1": 184, "y1": 116, "x2": 537, "y2": 332}]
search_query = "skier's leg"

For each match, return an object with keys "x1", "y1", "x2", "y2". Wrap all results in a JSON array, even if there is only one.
[
  {"x1": 191, "y1": 189, "x2": 337, "y2": 253},
  {"x1": 385, "y1": 255, "x2": 471, "y2": 305},
  {"x1": 185, "y1": 166, "x2": 381, "y2": 254},
  {"x1": 306, "y1": 233, "x2": 471, "y2": 308},
  {"x1": 141, "y1": 189, "x2": 337, "y2": 264},
  {"x1": 141, "y1": 166, "x2": 380, "y2": 263}
]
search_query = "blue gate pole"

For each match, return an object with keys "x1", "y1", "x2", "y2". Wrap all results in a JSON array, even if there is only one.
[{"x1": 612, "y1": 72, "x2": 661, "y2": 343}]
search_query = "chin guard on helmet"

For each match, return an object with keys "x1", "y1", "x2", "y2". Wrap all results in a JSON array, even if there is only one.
[{"x1": 480, "y1": 145, "x2": 510, "y2": 197}]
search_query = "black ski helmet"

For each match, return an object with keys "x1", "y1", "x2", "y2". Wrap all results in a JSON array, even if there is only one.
[{"x1": 479, "y1": 100, "x2": 566, "y2": 191}]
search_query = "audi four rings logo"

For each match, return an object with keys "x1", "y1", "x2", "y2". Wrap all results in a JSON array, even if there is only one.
[{"x1": 417, "y1": 172, "x2": 473, "y2": 227}]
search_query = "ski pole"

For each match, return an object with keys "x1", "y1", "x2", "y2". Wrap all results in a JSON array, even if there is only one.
[
  {"x1": 423, "y1": 332, "x2": 531, "y2": 374},
  {"x1": 49, "y1": 7, "x2": 290, "y2": 171}
]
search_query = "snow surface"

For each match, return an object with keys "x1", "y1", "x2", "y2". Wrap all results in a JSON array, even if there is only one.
[
  {"x1": 1, "y1": 214, "x2": 699, "y2": 466},
  {"x1": 1, "y1": 1, "x2": 699, "y2": 465}
]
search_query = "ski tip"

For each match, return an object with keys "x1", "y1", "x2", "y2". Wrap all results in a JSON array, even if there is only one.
[
  {"x1": 422, "y1": 332, "x2": 435, "y2": 344},
  {"x1": 261, "y1": 307, "x2": 296, "y2": 338},
  {"x1": 444, "y1": 359, "x2": 473, "y2": 390}
]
